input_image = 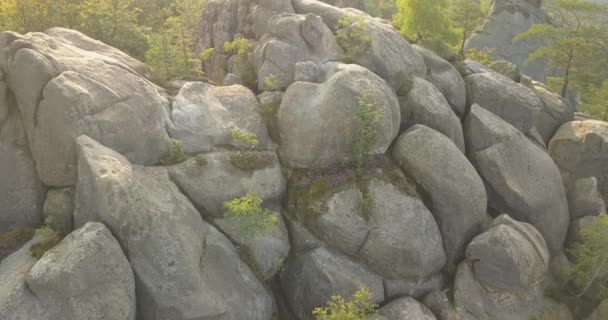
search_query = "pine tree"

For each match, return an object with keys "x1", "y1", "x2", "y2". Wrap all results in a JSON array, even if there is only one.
[
  {"x1": 449, "y1": 0, "x2": 487, "y2": 54},
  {"x1": 393, "y1": 0, "x2": 456, "y2": 44}
]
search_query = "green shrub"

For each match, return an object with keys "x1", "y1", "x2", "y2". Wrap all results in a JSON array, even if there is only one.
[
  {"x1": 224, "y1": 193, "x2": 279, "y2": 240},
  {"x1": 30, "y1": 225, "x2": 61, "y2": 259},
  {"x1": 231, "y1": 129, "x2": 259, "y2": 150},
  {"x1": 336, "y1": 14, "x2": 374, "y2": 62},
  {"x1": 353, "y1": 89, "x2": 384, "y2": 170},
  {"x1": 264, "y1": 74, "x2": 281, "y2": 91},
  {"x1": 228, "y1": 152, "x2": 274, "y2": 171},
  {"x1": 158, "y1": 139, "x2": 187, "y2": 166},
  {"x1": 201, "y1": 47, "x2": 215, "y2": 62},
  {"x1": 566, "y1": 215, "x2": 608, "y2": 299},
  {"x1": 224, "y1": 38, "x2": 257, "y2": 87},
  {"x1": 312, "y1": 286, "x2": 378, "y2": 320},
  {"x1": 465, "y1": 48, "x2": 495, "y2": 67}
]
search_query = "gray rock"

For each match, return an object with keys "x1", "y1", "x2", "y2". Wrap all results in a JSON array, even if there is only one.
[
  {"x1": 43, "y1": 188, "x2": 75, "y2": 235},
  {"x1": 465, "y1": 105, "x2": 570, "y2": 253},
  {"x1": 568, "y1": 177, "x2": 606, "y2": 218},
  {"x1": 379, "y1": 297, "x2": 437, "y2": 320},
  {"x1": 466, "y1": 215, "x2": 549, "y2": 291},
  {"x1": 280, "y1": 246, "x2": 384, "y2": 320},
  {"x1": 74, "y1": 136, "x2": 274, "y2": 320},
  {"x1": 465, "y1": 71, "x2": 544, "y2": 136},
  {"x1": 253, "y1": 13, "x2": 343, "y2": 91},
  {"x1": 278, "y1": 63, "x2": 400, "y2": 168},
  {"x1": 0, "y1": 30, "x2": 171, "y2": 186},
  {"x1": 223, "y1": 73, "x2": 244, "y2": 86},
  {"x1": 383, "y1": 273, "x2": 444, "y2": 301},
  {"x1": 297, "y1": 186, "x2": 369, "y2": 256},
  {"x1": 423, "y1": 290, "x2": 462, "y2": 320},
  {"x1": 532, "y1": 83, "x2": 574, "y2": 143},
  {"x1": 25, "y1": 222, "x2": 136, "y2": 320},
  {"x1": 453, "y1": 262, "x2": 544, "y2": 320},
  {"x1": 167, "y1": 82, "x2": 272, "y2": 153},
  {"x1": 464, "y1": 0, "x2": 554, "y2": 81},
  {"x1": 400, "y1": 79, "x2": 465, "y2": 151},
  {"x1": 489, "y1": 60, "x2": 521, "y2": 82},
  {"x1": 360, "y1": 179, "x2": 446, "y2": 279},
  {"x1": 414, "y1": 45, "x2": 466, "y2": 116},
  {"x1": 294, "y1": 61, "x2": 321, "y2": 82},
  {"x1": 549, "y1": 120, "x2": 608, "y2": 204},
  {"x1": 586, "y1": 299, "x2": 608, "y2": 320},
  {"x1": 537, "y1": 298, "x2": 574, "y2": 320},
  {"x1": 0, "y1": 97, "x2": 45, "y2": 233},
  {"x1": 392, "y1": 125, "x2": 486, "y2": 267}
]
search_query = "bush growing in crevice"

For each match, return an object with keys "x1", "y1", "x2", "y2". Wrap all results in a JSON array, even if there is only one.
[
  {"x1": 158, "y1": 138, "x2": 188, "y2": 166},
  {"x1": 224, "y1": 193, "x2": 279, "y2": 241},
  {"x1": 336, "y1": 14, "x2": 374, "y2": 63},
  {"x1": 30, "y1": 225, "x2": 61, "y2": 259},
  {"x1": 353, "y1": 89, "x2": 384, "y2": 170},
  {"x1": 312, "y1": 286, "x2": 378, "y2": 319},
  {"x1": 224, "y1": 38, "x2": 257, "y2": 88},
  {"x1": 227, "y1": 129, "x2": 274, "y2": 171}
]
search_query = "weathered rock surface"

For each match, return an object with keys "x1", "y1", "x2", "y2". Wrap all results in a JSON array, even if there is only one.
[
  {"x1": 42, "y1": 188, "x2": 75, "y2": 235},
  {"x1": 392, "y1": 125, "x2": 486, "y2": 267},
  {"x1": 414, "y1": 45, "x2": 467, "y2": 116},
  {"x1": 587, "y1": 299, "x2": 608, "y2": 320},
  {"x1": 530, "y1": 82, "x2": 574, "y2": 143},
  {"x1": 378, "y1": 297, "x2": 437, "y2": 320},
  {"x1": 360, "y1": 179, "x2": 446, "y2": 279},
  {"x1": 465, "y1": 105, "x2": 570, "y2": 253},
  {"x1": 567, "y1": 177, "x2": 606, "y2": 218},
  {"x1": 0, "y1": 29, "x2": 171, "y2": 186},
  {"x1": 168, "y1": 82, "x2": 272, "y2": 153},
  {"x1": 549, "y1": 120, "x2": 608, "y2": 203},
  {"x1": 25, "y1": 222, "x2": 136, "y2": 320},
  {"x1": 74, "y1": 136, "x2": 274, "y2": 320},
  {"x1": 281, "y1": 246, "x2": 384, "y2": 320},
  {"x1": 465, "y1": 71, "x2": 544, "y2": 136},
  {"x1": 489, "y1": 60, "x2": 521, "y2": 82},
  {"x1": 400, "y1": 79, "x2": 465, "y2": 151},
  {"x1": 278, "y1": 63, "x2": 400, "y2": 168}
]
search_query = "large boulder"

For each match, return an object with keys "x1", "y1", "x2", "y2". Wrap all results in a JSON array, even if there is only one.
[
  {"x1": 464, "y1": 105, "x2": 570, "y2": 253},
  {"x1": 0, "y1": 30, "x2": 171, "y2": 186},
  {"x1": 414, "y1": 45, "x2": 467, "y2": 116},
  {"x1": 529, "y1": 82, "x2": 574, "y2": 143},
  {"x1": 567, "y1": 177, "x2": 606, "y2": 218},
  {"x1": 280, "y1": 246, "x2": 384, "y2": 320},
  {"x1": 464, "y1": 0, "x2": 554, "y2": 81},
  {"x1": 378, "y1": 297, "x2": 437, "y2": 320},
  {"x1": 292, "y1": 0, "x2": 427, "y2": 91},
  {"x1": 392, "y1": 125, "x2": 487, "y2": 267},
  {"x1": 465, "y1": 71, "x2": 544, "y2": 137},
  {"x1": 278, "y1": 63, "x2": 400, "y2": 168},
  {"x1": 25, "y1": 222, "x2": 136, "y2": 320},
  {"x1": 360, "y1": 178, "x2": 446, "y2": 279},
  {"x1": 74, "y1": 136, "x2": 274, "y2": 320},
  {"x1": 0, "y1": 92, "x2": 45, "y2": 232},
  {"x1": 252, "y1": 13, "x2": 343, "y2": 91},
  {"x1": 167, "y1": 82, "x2": 272, "y2": 153},
  {"x1": 549, "y1": 120, "x2": 608, "y2": 203},
  {"x1": 454, "y1": 215, "x2": 549, "y2": 320},
  {"x1": 400, "y1": 78, "x2": 465, "y2": 152}
]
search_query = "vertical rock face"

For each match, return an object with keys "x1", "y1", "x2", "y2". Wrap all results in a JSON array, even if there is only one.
[
  {"x1": 549, "y1": 120, "x2": 608, "y2": 204},
  {"x1": 464, "y1": 105, "x2": 569, "y2": 253},
  {"x1": 392, "y1": 125, "x2": 487, "y2": 267},
  {"x1": 74, "y1": 136, "x2": 274, "y2": 320},
  {"x1": 378, "y1": 297, "x2": 437, "y2": 320},
  {"x1": 0, "y1": 29, "x2": 171, "y2": 187},
  {"x1": 465, "y1": 0, "x2": 555, "y2": 81},
  {"x1": 25, "y1": 222, "x2": 136, "y2": 320}
]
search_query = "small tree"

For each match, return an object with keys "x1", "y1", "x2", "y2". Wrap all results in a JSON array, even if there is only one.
[
  {"x1": 336, "y1": 14, "x2": 374, "y2": 63},
  {"x1": 224, "y1": 38, "x2": 257, "y2": 87},
  {"x1": 581, "y1": 81, "x2": 608, "y2": 121},
  {"x1": 566, "y1": 215, "x2": 608, "y2": 298},
  {"x1": 466, "y1": 47, "x2": 495, "y2": 66},
  {"x1": 394, "y1": 0, "x2": 456, "y2": 44},
  {"x1": 312, "y1": 287, "x2": 378, "y2": 320},
  {"x1": 224, "y1": 193, "x2": 279, "y2": 241},
  {"x1": 513, "y1": 0, "x2": 608, "y2": 98},
  {"x1": 449, "y1": 0, "x2": 487, "y2": 55},
  {"x1": 353, "y1": 90, "x2": 384, "y2": 170}
]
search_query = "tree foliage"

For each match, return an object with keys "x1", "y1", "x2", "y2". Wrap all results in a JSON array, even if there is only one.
[
  {"x1": 364, "y1": 0, "x2": 397, "y2": 19},
  {"x1": 224, "y1": 193, "x2": 279, "y2": 240},
  {"x1": 566, "y1": 215, "x2": 608, "y2": 299},
  {"x1": 394, "y1": 0, "x2": 456, "y2": 44},
  {"x1": 336, "y1": 15, "x2": 374, "y2": 63},
  {"x1": 312, "y1": 287, "x2": 378, "y2": 320},
  {"x1": 449, "y1": 0, "x2": 488, "y2": 54},
  {"x1": 513, "y1": 0, "x2": 608, "y2": 98},
  {"x1": 580, "y1": 81, "x2": 608, "y2": 121}
]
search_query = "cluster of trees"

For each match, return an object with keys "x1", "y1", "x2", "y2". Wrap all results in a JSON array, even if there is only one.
[{"x1": 0, "y1": 0, "x2": 207, "y2": 83}]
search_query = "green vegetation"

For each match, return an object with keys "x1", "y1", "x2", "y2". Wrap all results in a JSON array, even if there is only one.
[
  {"x1": 0, "y1": 227, "x2": 35, "y2": 254},
  {"x1": 449, "y1": 0, "x2": 488, "y2": 54},
  {"x1": 201, "y1": 48, "x2": 215, "y2": 62},
  {"x1": 263, "y1": 74, "x2": 281, "y2": 91},
  {"x1": 0, "y1": 0, "x2": 207, "y2": 83},
  {"x1": 224, "y1": 193, "x2": 279, "y2": 240},
  {"x1": 581, "y1": 81, "x2": 608, "y2": 120},
  {"x1": 312, "y1": 287, "x2": 378, "y2": 320},
  {"x1": 228, "y1": 129, "x2": 273, "y2": 171},
  {"x1": 514, "y1": 0, "x2": 608, "y2": 99},
  {"x1": 224, "y1": 38, "x2": 257, "y2": 87},
  {"x1": 336, "y1": 15, "x2": 374, "y2": 63},
  {"x1": 364, "y1": 0, "x2": 397, "y2": 19},
  {"x1": 566, "y1": 215, "x2": 608, "y2": 299},
  {"x1": 353, "y1": 90, "x2": 384, "y2": 170},
  {"x1": 30, "y1": 225, "x2": 61, "y2": 259},
  {"x1": 231, "y1": 129, "x2": 259, "y2": 150},
  {"x1": 158, "y1": 139, "x2": 187, "y2": 166},
  {"x1": 394, "y1": 0, "x2": 456, "y2": 44},
  {"x1": 466, "y1": 48, "x2": 495, "y2": 66}
]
